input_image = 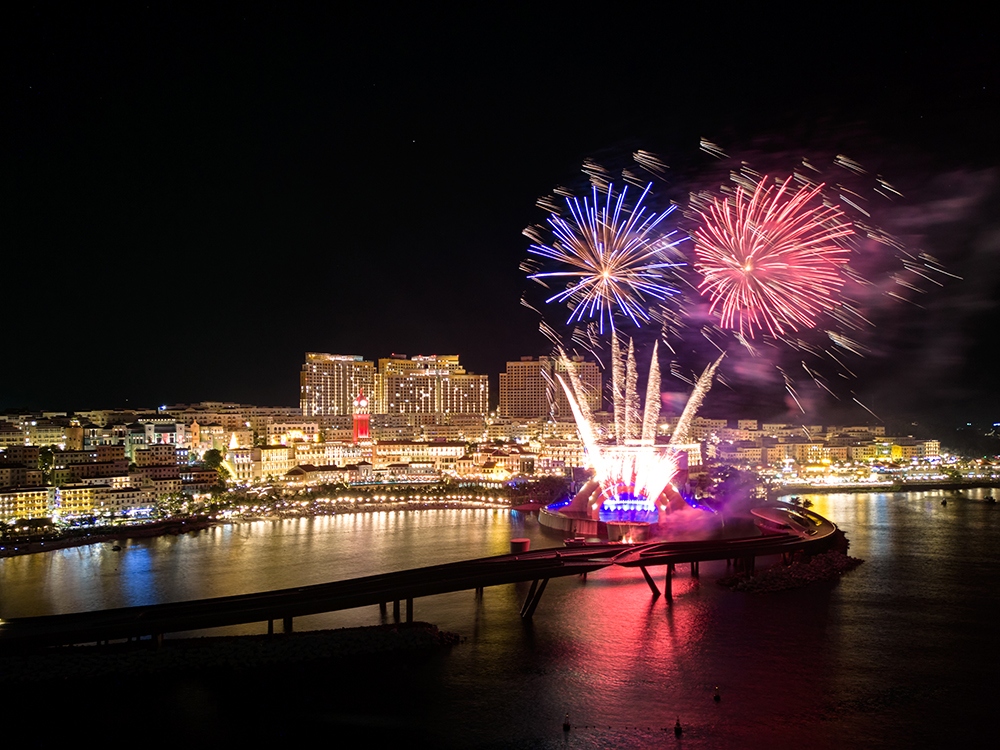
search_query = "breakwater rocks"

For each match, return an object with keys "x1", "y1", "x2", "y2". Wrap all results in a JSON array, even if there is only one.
[
  {"x1": 717, "y1": 551, "x2": 864, "y2": 594},
  {"x1": 2, "y1": 622, "x2": 461, "y2": 684}
]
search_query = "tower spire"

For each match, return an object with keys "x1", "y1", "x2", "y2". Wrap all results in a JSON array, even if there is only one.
[{"x1": 352, "y1": 388, "x2": 371, "y2": 444}]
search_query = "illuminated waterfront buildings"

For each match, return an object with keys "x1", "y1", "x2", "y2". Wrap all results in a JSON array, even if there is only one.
[
  {"x1": 300, "y1": 353, "x2": 376, "y2": 418},
  {"x1": 371, "y1": 440, "x2": 468, "y2": 472},
  {"x1": 498, "y1": 356, "x2": 601, "y2": 420},
  {"x1": 0, "y1": 342, "x2": 981, "y2": 526},
  {"x1": 0, "y1": 486, "x2": 50, "y2": 520},
  {"x1": 266, "y1": 421, "x2": 320, "y2": 445},
  {"x1": 375, "y1": 354, "x2": 488, "y2": 416},
  {"x1": 301, "y1": 353, "x2": 488, "y2": 420}
]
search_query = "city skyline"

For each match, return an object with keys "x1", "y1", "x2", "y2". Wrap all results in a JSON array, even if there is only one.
[
  {"x1": 4, "y1": 6, "x2": 998, "y2": 428},
  {"x1": 3, "y1": 341, "x2": 996, "y2": 432}
]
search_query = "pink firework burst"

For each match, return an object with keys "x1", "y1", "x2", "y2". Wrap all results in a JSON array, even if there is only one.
[{"x1": 693, "y1": 176, "x2": 854, "y2": 338}]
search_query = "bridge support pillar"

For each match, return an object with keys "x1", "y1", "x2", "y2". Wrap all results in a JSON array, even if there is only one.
[
  {"x1": 406, "y1": 597, "x2": 414, "y2": 623},
  {"x1": 640, "y1": 566, "x2": 661, "y2": 598},
  {"x1": 520, "y1": 580, "x2": 539, "y2": 618},
  {"x1": 475, "y1": 586, "x2": 484, "y2": 600},
  {"x1": 267, "y1": 619, "x2": 274, "y2": 636},
  {"x1": 392, "y1": 600, "x2": 401, "y2": 622},
  {"x1": 379, "y1": 601, "x2": 387, "y2": 616},
  {"x1": 283, "y1": 616, "x2": 293, "y2": 634},
  {"x1": 521, "y1": 578, "x2": 549, "y2": 620}
]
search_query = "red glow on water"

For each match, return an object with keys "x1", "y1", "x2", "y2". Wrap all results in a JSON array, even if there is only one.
[{"x1": 551, "y1": 564, "x2": 708, "y2": 663}]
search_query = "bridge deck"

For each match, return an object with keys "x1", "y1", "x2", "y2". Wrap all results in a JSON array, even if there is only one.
[
  {"x1": 0, "y1": 544, "x2": 622, "y2": 650},
  {"x1": 0, "y1": 504, "x2": 838, "y2": 650}
]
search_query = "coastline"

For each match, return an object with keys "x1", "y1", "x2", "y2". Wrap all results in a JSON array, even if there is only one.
[
  {"x1": 4, "y1": 481, "x2": 997, "y2": 560},
  {"x1": 769, "y1": 480, "x2": 1000, "y2": 500},
  {"x1": 0, "y1": 516, "x2": 218, "y2": 558}
]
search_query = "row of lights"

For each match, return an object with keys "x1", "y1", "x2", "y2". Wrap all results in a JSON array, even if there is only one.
[{"x1": 316, "y1": 494, "x2": 503, "y2": 504}]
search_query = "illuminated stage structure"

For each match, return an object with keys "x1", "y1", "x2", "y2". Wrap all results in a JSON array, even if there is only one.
[{"x1": 540, "y1": 333, "x2": 724, "y2": 541}]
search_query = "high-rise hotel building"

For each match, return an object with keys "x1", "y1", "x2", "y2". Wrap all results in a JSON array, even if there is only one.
[
  {"x1": 300, "y1": 353, "x2": 376, "y2": 418},
  {"x1": 499, "y1": 356, "x2": 602, "y2": 419},
  {"x1": 375, "y1": 354, "x2": 488, "y2": 416},
  {"x1": 301, "y1": 352, "x2": 488, "y2": 419}
]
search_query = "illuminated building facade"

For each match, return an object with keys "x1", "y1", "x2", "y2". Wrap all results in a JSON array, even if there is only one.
[
  {"x1": 371, "y1": 440, "x2": 467, "y2": 471},
  {"x1": 266, "y1": 421, "x2": 320, "y2": 445},
  {"x1": 0, "y1": 421, "x2": 24, "y2": 448},
  {"x1": 498, "y1": 356, "x2": 601, "y2": 420},
  {"x1": 0, "y1": 486, "x2": 51, "y2": 522},
  {"x1": 291, "y1": 441, "x2": 363, "y2": 467},
  {"x1": 375, "y1": 354, "x2": 487, "y2": 416},
  {"x1": 300, "y1": 353, "x2": 376, "y2": 418},
  {"x1": 257, "y1": 445, "x2": 295, "y2": 480},
  {"x1": 24, "y1": 419, "x2": 67, "y2": 448}
]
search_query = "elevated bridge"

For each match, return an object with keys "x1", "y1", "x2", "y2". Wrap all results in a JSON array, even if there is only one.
[{"x1": 0, "y1": 503, "x2": 838, "y2": 651}]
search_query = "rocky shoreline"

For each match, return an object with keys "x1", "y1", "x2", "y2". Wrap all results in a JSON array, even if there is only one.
[
  {"x1": 1, "y1": 622, "x2": 461, "y2": 684},
  {"x1": 717, "y1": 550, "x2": 864, "y2": 593}
]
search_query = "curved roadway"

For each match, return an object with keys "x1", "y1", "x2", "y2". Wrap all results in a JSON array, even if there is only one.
[{"x1": 0, "y1": 503, "x2": 838, "y2": 650}]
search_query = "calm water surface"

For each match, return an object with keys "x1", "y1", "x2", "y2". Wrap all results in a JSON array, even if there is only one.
[{"x1": 2, "y1": 490, "x2": 997, "y2": 748}]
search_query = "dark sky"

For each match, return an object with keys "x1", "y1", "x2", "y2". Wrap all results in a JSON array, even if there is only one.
[{"x1": 3, "y1": 5, "x2": 998, "y2": 428}]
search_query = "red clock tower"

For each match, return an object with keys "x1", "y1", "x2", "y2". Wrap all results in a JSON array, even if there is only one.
[{"x1": 352, "y1": 389, "x2": 371, "y2": 444}]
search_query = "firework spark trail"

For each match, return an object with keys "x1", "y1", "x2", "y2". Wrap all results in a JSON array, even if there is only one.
[
  {"x1": 611, "y1": 331, "x2": 625, "y2": 443},
  {"x1": 642, "y1": 341, "x2": 661, "y2": 442},
  {"x1": 693, "y1": 176, "x2": 854, "y2": 339},
  {"x1": 782, "y1": 368, "x2": 806, "y2": 414},
  {"x1": 822, "y1": 341, "x2": 860, "y2": 376},
  {"x1": 525, "y1": 182, "x2": 685, "y2": 333},
  {"x1": 670, "y1": 353, "x2": 726, "y2": 446},
  {"x1": 633, "y1": 149, "x2": 670, "y2": 177},
  {"x1": 852, "y1": 395, "x2": 881, "y2": 421},
  {"x1": 555, "y1": 373, "x2": 602, "y2": 472},
  {"x1": 560, "y1": 350, "x2": 597, "y2": 430},
  {"x1": 802, "y1": 362, "x2": 838, "y2": 398},
  {"x1": 557, "y1": 355, "x2": 679, "y2": 515},
  {"x1": 527, "y1": 149, "x2": 956, "y2": 433},
  {"x1": 625, "y1": 338, "x2": 641, "y2": 441}
]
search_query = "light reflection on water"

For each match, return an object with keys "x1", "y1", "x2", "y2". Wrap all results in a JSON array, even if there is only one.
[{"x1": 2, "y1": 495, "x2": 997, "y2": 748}]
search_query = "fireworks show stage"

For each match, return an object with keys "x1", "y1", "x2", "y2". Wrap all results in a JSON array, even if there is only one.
[
  {"x1": 540, "y1": 500, "x2": 835, "y2": 547},
  {"x1": 537, "y1": 510, "x2": 662, "y2": 543}
]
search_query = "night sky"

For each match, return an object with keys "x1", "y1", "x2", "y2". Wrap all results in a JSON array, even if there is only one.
[{"x1": 4, "y1": 5, "x2": 998, "y2": 428}]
